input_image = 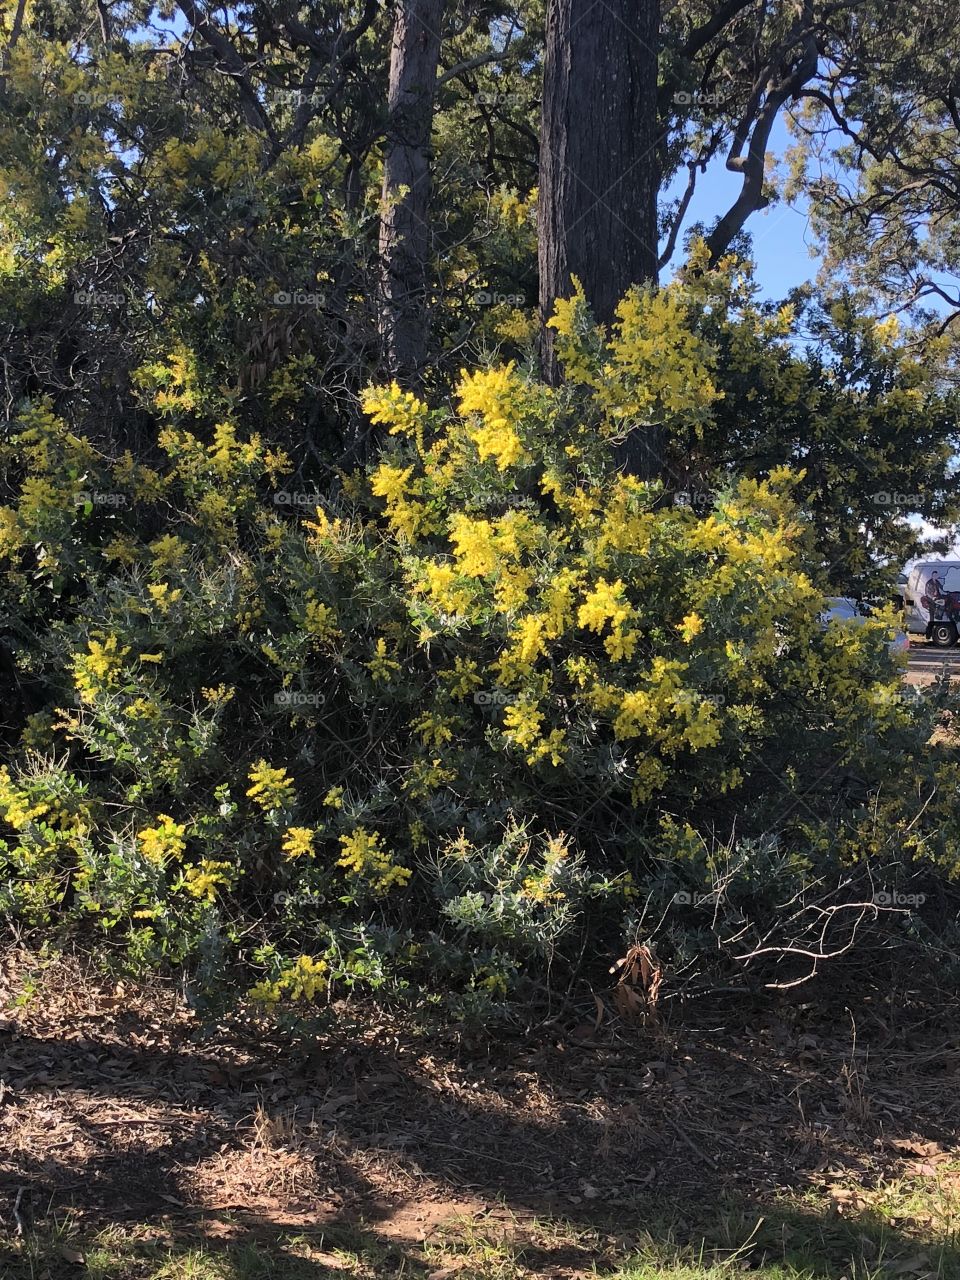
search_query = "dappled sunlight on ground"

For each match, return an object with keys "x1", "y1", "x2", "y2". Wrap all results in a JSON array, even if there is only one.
[{"x1": 2, "y1": 951, "x2": 960, "y2": 1277}]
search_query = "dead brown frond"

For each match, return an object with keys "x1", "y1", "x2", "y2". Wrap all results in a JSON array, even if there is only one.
[{"x1": 609, "y1": 942, "x2": 662, "y2": 1024}]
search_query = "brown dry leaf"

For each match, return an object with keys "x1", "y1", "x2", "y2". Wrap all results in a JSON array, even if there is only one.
[
  {"x1": 610, "y1": 944, "x2": 662, "y2": 1022},
  {"x1": 199, "y1": 1220, "x2": 240, "y2": 1240},
  {"x1": 890, "y1": 1138, "x2": 944, "y2": 1157},
  {"x1": 828, "y1": 1186, "x2": 864, "y2": 1212}
]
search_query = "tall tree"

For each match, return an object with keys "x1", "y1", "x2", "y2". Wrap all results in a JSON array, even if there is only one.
[
  {"x1": 537, "y1": 0, "x2": 660, "y2": 380},
  {"x1": 378, "y1": 0, "x2": 445, "y2": 384},
  {"x1": 787, "y1": 0, "x2": 960, "y2": 333}
]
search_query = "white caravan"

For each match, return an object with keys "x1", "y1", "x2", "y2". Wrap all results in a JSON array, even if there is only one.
[{"x1": 902, "y1": 561, "x2": 960, "y2": 647}]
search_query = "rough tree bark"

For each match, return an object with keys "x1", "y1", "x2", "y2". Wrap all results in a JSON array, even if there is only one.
[
  {"x1": 537, "y1": 0, "x2": 660, "y2": 472},
  {"x1": 538, "y1": 0, "x2": 660, "y2": 343},
  {"x1": 378, "y1": 0, "x2": 444, "y2": 385}
]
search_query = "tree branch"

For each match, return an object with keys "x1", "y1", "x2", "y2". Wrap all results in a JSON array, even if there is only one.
[
  {"x1": 436, "y1": 50, "x2": 500, "y2": 87},
  {"x1": 680, "y1": 0, "x2": 758, "y2": 60},
  {"x1": 175, "y1": 0, "x2": 277, "y2": 144},
  {"x1": 705, "y1": 10, "x2": 819, "y2": 261},
  {"x1": 659, "y1": 159, "x2": 698, "y2": 268},
  {"x1": 0, "y1": 0, "x2": 27, "y2": 93}
]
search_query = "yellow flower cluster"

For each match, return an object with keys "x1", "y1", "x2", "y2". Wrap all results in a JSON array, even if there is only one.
[
  {"x1": 440, "y1": 656, "x2": 484, "y2": 700},
  {"x1": 370, "y1": 462, "x2": 431, "y2": 540},
  {"x1": 281, "y1": 826, "x2": 314, "y2": 859},
  {"x1": 0, "y1": 767, "x2": 50, "y2": 830},
  {"x1": 448, "y1": 514, "x2": 499, "y2": 576},
  {"x1": 338, "y1": 827, "x2": 411, "y2": 895},
  {"x1": 546, "y1": 282, "x2": 599, "y2": 386},
  {"x1": 491, "y1": 187, "x2": 534, "y2": 229},
  {"x1": 0, "y1": 506, "x2": 24, "y2": 559},
  {"x1": 249, "y1": 954, "x2": 329, "y2": 1005},
  {"x1": 444, "y1": 512, "x2": 540, "y2": 605},
  {"x1": 150, "y1": 533, "x2": 188, "y2": 572},
  {"x1": 146, "y1": 582, "x2": 182, "y2": 612},
  {"x1": 361, "y1": 382, "x2": 429, "y2": 438},
  {"x1": 677, "y1": 612, "x2": 704, "y2": 642},
  {"x1": 367, "y1": 637, "x2": 401, "y2": 682},
  {"x1": 456, "y1": 363, "x2": 528, "y2": 470},
  {"x1": 577, "y1": 578, "x2": 638, "y2": 660},
  {"x1": 503, "y1": 700, "x2": 566, "y2": 766},
  {"x1": 201, "y1": 683, "x2": 235, "y2": 705},
  {"x1": 72, "y1": 635, "x2": 130, "y2": 705},
  {"x1": 137, "y1": 814, "x2": 187, "y2": 864},
  {"x1": 182, "y1": 859, "x2": 233, "y2": 901},
  {"x1": 303, "y1": 597, "x2": 340, "y2": 642},
  {"x1": 246, "y1": 761, "x2": 295, "y2": 810},
  {"x1": 114, "y1": 452, "x2": 168, "y2": 503},
  {"x1": 549, "y1": 278, "x2": 720, "y2": 438},
  {"x1": 495, "y1": 308, "x2": 538, "y2": 345},
  {"x1": 123, "y1": 696, "x2": 160, "y2": 720},
  {"x1": 612, "y1": 657, "x2": 721, "y2": 756},
  {"x1": 403, "y1": 756, "x2": 457, "y2": 799},
  {"x1": 412, "y1": 712, "x2": 455, "y2": 747},
  {"x1": 134, "y1": 343, "x2": 200, "y2": 415}
]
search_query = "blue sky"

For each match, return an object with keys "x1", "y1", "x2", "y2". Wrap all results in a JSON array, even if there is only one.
[{"x1": 660, "y1": 118, "x2": 820, "y2": 300}]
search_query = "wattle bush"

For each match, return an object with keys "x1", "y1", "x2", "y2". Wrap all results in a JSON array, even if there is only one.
[{"x1": 0, "y1": 280, "x2": 949, "y2": 1019}]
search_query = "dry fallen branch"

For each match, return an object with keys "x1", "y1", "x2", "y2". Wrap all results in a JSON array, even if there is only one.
[{"x1": 733, "y1": 899, "x2": 915, "y2": 989}]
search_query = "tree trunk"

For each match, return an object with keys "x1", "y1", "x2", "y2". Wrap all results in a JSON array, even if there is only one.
[
  {"x1": 378, "y1": 0, "x2": 444, "y2": 385},
  {"x1": 538, "y1": 0, "x2": 661, "y2": 473},
  {"x1": 538, "y1": 0, "x2": 659, "y2": 345}
]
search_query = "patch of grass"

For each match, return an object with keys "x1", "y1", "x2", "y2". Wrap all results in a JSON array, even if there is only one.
[
  {"x1": 0, "y1": 1218, "x2": 393, "y2": 1280},
  {"x1": 425, "y1": 1189, "x2": 960, "y2": 1280},
  {"x1": 4, "y1": 1182, "x2": 960, "y2": 1280}
]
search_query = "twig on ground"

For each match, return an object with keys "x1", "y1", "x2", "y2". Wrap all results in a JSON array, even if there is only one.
[
  {"x1": 12, "y1": 1185, "x2": 26, "y2": 1235},
  {"x1": 664, "y1": 1113, "x2": 718, "y2": 1169}
]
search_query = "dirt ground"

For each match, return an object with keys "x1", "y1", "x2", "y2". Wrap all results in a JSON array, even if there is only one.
[
  {"x1": 905, "y1": 640, "x2": 960, "y2": 686},
  {"x1": 2, "y1": 948, "x2": 959, "y2": 1255}
]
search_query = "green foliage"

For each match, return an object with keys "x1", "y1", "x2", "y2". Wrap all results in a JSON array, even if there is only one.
[
  {"x1": 0, "y1": 0, "x2": 543, "y2": 466},
  {"x1": 674, "y1": 261, "x2": 960, "y2": 590},
  {"x1": 0, "y1": 1, "x2": 956, "y2": 577},
  {"x1": 1, "y1": 277, "x2": 954, "y2": 1018}
]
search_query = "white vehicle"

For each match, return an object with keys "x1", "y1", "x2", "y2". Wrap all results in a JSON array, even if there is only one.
[
  {"x1": 902, "y1": 561, "x2": 960, "y2": 647},
  {"x1": 821, "y1": 597, "x2": 910, "y2": 655}
]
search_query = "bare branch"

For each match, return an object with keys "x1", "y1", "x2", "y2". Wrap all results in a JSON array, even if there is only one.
[
  {"x1": 437, "y1": 51, "x2": 500, "y2": 88},
  {"x1": 659, "y1": 159, "x2": 698, "y2": 269},
  {"x1": 681, "y1": 0, "x2": 758, "y2": 59},
  {"x1": 705, "y1": 10, "x2": 819, "y2": 261}
]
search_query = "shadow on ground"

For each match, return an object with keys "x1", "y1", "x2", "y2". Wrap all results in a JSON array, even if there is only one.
[
  {"x1": 2, "y1": 1193, "x2": 959, "y2": 1279},
  {"x1": 1, "y1": 955, "x2": 959, "y2": 1277}
]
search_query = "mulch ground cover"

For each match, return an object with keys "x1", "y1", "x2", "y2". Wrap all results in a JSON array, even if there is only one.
[{"x1": 1, "y1": 948, "x2": 959, "y2": 1242}]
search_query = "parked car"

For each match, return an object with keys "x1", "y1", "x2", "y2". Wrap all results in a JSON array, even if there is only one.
[
  {"x1": 821, "y1": 596, "x2": 910, "y2": 655},
  {"x1": 902, "y1": 561, "x2": 960, "y2": 647}
]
